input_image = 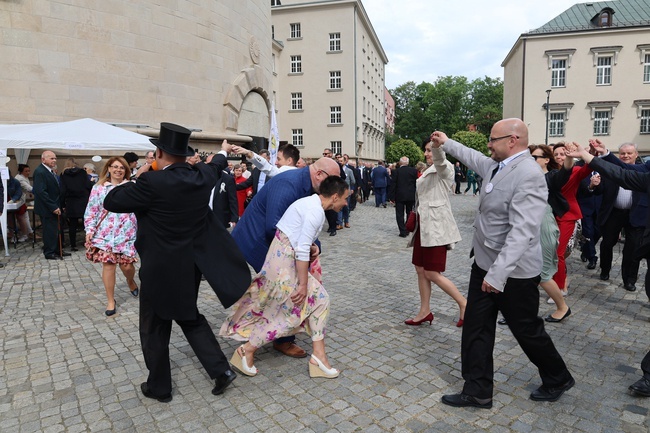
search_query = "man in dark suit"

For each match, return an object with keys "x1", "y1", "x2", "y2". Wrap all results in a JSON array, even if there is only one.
[
  {"x1": 360, "y1": 162, "x2": 372, "y2": 202},
  {"x1": 432, "y1": 119, "x2": 574, "y2": 409},
  {"x1": 33, "y1": 150, "x2": 70, "y2": 260},
  {"x1": 346, "y1": 157, "x2": 362, "y2": 211},
  {"x1": 594, "y1": 142, "x2": 648, "y2": 291},
  {"x1": 371, "y1": 161, "x2": 389, "y2": 208},
  {"x1": 389, "y1": 156, "x2": 418, "y2": 237},
  {"x1": 212, "y1": 171, "x2": 239, "y2": 229},
  {"x1": 104, "y1": 123, "x2": 251, "y2": 402}
]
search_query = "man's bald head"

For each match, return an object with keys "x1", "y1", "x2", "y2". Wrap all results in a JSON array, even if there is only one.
[
  {"x1": 309, "y1": 157, "x2": 341, "y2": 191},
  {"x1": 41, "y1": 150, "x2": 57, "y2": 169},
  {"x1": 488, "y1": 118, "x2": 529, "y2": 162}
]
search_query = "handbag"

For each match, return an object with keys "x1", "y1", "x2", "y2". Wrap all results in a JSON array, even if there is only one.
[{"x1": 405, "y1": 211, "x2": 417, "y2": 232}]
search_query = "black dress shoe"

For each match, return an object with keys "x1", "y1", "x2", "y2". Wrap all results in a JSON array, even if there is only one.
[
  {"x1": 61, "y1": 251, "x2": 72, "y2": 257},
  {"x1": 545, "y1": 308, "x2": 571, "y2": 323},
  {"x1": 587, "y1": 259, "x2": 597, "y2": 270},
  {"x1": 599, "y1": 272, "x2": 609, "y2": 281},
  {"x1": 497, "y1": 318, "x2": 507, "y2": 325},
  {"x1": 629, "y1": 377, "x2": 650, "y2": 397},
  {"x1": 141, "y1": 382, "x2": 172, "y2": 403},
  {"x1": 329, "y1": 230, "x2": 336, "y2": 236},
  {"x1": 624, "y1": 282, "x2": 637, "y2": 292},
  {"x1": 441, "y1": 393, "x2": 492, "y2": 409},
  {"x1": 212, "y1": 369, "x2": 237, "y2": 395},
  {"x1": 530, "y1": 376, "x2": 575, "y2": 402},
  {"x1": 45, "y1": 254, "x2": 62, "y2": 260},
  {"x1": 399, "y1": 232, "x2": 408, "y2": 238},
  {"x1": 71, "y1": 247, "x2": 79, "y2": 252}
]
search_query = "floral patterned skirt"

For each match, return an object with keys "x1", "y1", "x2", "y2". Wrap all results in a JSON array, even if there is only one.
[
  {"x1": 85, "y1": 245, "x2": 137, "y2": 265},
  {"x1": 219, "y1": 230, "x2": 330, "y2": 348}
]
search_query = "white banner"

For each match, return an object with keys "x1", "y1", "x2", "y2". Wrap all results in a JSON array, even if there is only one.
[{"x1": 269, "y1": 102, "x2": 279, "y2": 166}]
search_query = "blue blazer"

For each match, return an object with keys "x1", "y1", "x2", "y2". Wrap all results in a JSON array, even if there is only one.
[
  {"x1": 371, "y1": 165, "x2": 389, "y2": 188},
  {"x1": 232, "y1": 167, "x2": 314, "y2": 272}
]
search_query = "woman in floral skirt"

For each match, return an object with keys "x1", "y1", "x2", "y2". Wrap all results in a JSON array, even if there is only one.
[{"x1": 220, "y1": 176, "x2": 349, "y2": 379}]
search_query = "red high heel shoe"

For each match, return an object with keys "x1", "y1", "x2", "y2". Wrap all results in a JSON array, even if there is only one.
[
  {"x1": 456, "y1": 319, "x2": 464, "y2": 327},
  {"x1": 404, "y1": 312, "x2": 434, "y2": 326}
]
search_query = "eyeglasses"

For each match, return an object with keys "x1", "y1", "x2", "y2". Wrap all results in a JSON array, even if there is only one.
[
  {"x1": 488, "y1": 135, "x2": 519, "y2": 144},
  {"x1": 318, "y1": 168, "x2": 330, "y2": 177},
  {"x1": 532, "y1": 155, "x2": 546, "y2": 160},
  {"x1": 322, "y1": 153, "x2": 332, "y2": 156},
  {"x1": 109, "y1": 165, "x2": 125, "y2": 170}
]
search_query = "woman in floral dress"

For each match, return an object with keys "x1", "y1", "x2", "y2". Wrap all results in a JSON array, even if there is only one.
[
  {"x1": 220, "y1": 176, "x2": 349, "y2": 379},
  {"x1": 84, "y1": 156, "x2": 138, "y2": 316}
]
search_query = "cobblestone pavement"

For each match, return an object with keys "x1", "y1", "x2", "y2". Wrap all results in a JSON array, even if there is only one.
[{"x1": 1, "y1": 194, "x2": 649, "y2": 433}]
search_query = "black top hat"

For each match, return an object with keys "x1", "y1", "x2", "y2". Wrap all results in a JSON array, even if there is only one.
[{"x1": 150, "y1": 123, "x2": 194, "y2": 157}]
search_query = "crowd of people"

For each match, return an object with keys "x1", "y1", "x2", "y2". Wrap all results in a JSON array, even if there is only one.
[{"x1": 6, "y1": 117, "x2": 650, "y2": 406}]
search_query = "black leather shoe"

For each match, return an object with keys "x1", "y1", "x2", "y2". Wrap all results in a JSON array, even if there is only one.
[
  {"x1": 629, "y1": 377, "x2": 650, "y2": 397},
  {"x1": 61, "y1": 252, "x2": 71, "y2": 257},
  {"x1": 441, "y1": 393, "x2": 492, "y2": 409},
  {"x1": 45, "y1": 254, "x2": 62, "y2": 260},
  {"x1": 624, "y1": 282, "x2": 637, "y2": 292},
  {"x1": 141, "y1": 382, "x2": 172, "y2": 403},
  {"x1": 545, "y1": 308, "x2": 571, "y2": 323},
  {"x1": 587, "y1": 259, "x2": 597, "y2": 270},
  {"x1": 497, "y1": 318, "x2": 507, "y2": 325},
  {"x1": 329, "y1": 230, "x2": 336, "y2": 236},
  {"x1": 212, "y1": 369, "x2": 237, "y2": 395},
  {"x1": 530, "y1": 376, "x2": 575, "y2": 402},
  {"x1": 599, "y1": 272, "x2": 609, "y2": 281},
  {"x1": 71, "y1": 247, "x2": 79, "y2": 252},
  {"x1": 399, "y1": 232, "x2": 408, "y2": 237}
]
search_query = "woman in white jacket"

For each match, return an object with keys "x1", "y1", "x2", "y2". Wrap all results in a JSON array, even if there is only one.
[{"x1": 404, "y1": 142, "x2": 467, "y2": 327}]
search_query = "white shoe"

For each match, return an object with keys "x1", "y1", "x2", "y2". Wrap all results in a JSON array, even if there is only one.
[
  {"x1": 230, "y1": 346, "x2": 257, "y2": 376},
  {"x1": 309, "y1": 354, "x2": 339, "y2": 379},
  {"x1": 17, "y1": 235, "x2": 28, "y2": 243}
]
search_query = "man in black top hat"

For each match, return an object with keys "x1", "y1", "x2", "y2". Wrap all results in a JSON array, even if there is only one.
[{"x1": 104, "y1": 122, "x2": 251, "y2": 402}]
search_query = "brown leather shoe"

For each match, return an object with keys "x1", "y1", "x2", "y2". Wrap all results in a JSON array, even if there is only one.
[
  {"x1": 273, "y1": 342, "x2": 307, "y2": 358},
  {"x1": 336, "y1": 225, "x2": 343, "y2": 230},
  {"x1": 344, "y1": 223, "x2": 350, "y2": 228}
]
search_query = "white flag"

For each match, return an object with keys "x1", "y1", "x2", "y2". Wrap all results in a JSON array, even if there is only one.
[{"x1": 269, "y1": 102, "x2": 280, "y2": 166}]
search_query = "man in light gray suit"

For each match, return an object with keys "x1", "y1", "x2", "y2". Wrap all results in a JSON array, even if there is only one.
[{"x1": 431, "y1": 119, "x2": 574, "y2": 409}]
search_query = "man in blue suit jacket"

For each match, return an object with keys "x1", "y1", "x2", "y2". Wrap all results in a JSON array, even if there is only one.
[
  {"x1": 371, "y1": 161, "x2": 389, "y2": 208},
  {"x1": 232, "y1": 156, "x2": 340, "y2": 357}
]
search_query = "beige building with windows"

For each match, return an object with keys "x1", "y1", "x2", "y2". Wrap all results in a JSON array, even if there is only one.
[
  {"x1": 271, "y1": 0, "x2": 388, "y2": 161},
  {"x1": 0, "y1": 0, "x2": 274, "y2": 162},
  {"x1": 502, "y1": 0, "x2": 650, "y2": 152}
]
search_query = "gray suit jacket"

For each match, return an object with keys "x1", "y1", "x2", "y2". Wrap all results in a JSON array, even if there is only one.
[{"x1": 442, "y1": 139, "x2": 547, "y2": 290}]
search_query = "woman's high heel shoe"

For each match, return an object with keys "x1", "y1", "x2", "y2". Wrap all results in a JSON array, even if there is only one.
[
  {"x1": 456, "y1": 319, "x2": 464, "y2": 327},
  {"x1": 230, "y1": 346, "x2": 257, "y2": 376},
  {"x1": 309, "y1": 354, "x2": 339, "y2": 379},
  {"x1": 128, "y1": 280, "x2": 139, "y2": 298},
  {"x1": 404, "y1": 312, "x2": 434, "y2": 326}
]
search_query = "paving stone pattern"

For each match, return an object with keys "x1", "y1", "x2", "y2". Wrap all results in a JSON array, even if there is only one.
[{"x1": 1, "y1": 194, "x2": 649, "y2": 432}]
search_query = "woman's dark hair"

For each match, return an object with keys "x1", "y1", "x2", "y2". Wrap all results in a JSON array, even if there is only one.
[
  {"x1": 319, "y1": 176, "x2": 348, "y2": 198},
  {"x1": 18, "y1": 164, "x2": 30, "y2": 174},
  {"x1": 529, "y1": 144, "x2": 560, "y2": 171}
]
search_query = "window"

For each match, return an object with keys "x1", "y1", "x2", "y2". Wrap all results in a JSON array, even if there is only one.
[
  {"x1": 271, "y1": 0, "x2": 281, "y2": 5},
  {"x1": 645, "y1": 54, "x2": 650, "y2": 83},
  {"x1": 599, "y1": 11, "x2": 611, "y2": 27},
  {"x1": 549, "y1": 112, "x2": 565, "y2": 137},
  {"x1": 271, "y1": 25, "x2": 275, "y2": 39},
  {"x1": 290, "y1": 92, "x2": 302, "y2": 110},
  {"x1": 551, "y1": 59, "x2": 566, "y2": 87},
  {"x1": 290, "y1": 23, "x2": 301, "y2": 39},
  {"x1": 291, "y1": 129, "x2": 303, "y2": 146},
  {"x1": 596, "y1": 56, "x2": 612, "y2": 85},
  {"x1": 641, "y1": 109, "x2": 650, "y2": 134},
  {"x1": 290, "y1": 55, "x2": 302, "y2": 73},
  {"x1": 330, "y1": 106, "x2": 342, "y2": 124},
  {"x1": 329, "y1": 33, "x2": 341, "y2": 51},
  {"x1": 330, "y1": 141, "x2": 342, "y2": 155},
  {"x1": 329, "y1": 71, "x2": 341, "y2": 89},
  {"x1": 593, "y1": 110, "x2": 611, "y2": 135}
]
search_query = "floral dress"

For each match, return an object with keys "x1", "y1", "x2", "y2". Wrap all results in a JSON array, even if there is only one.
[
  {"x1": 83, "y1": 182, "x2": 138, "y2": 264},
  {"x1": 220, "y1": 195, "x2": 330, "y2": 348}
]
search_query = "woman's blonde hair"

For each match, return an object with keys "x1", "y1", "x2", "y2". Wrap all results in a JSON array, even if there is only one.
[{"x1": 99, "y1": 156, "x2": 131, "y2": 181}]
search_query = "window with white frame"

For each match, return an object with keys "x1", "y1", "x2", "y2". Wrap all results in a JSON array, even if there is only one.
[
  {"x1": 290, "y1": 23, "x2": 301, "y2": 39},
  {"x1": 290, "y1": 92, "x2": 302, "y2": 110},
  {"x1": 290, "y1": 55, "x2": 302, "y2": 73},
  {"x1": 330, "y1": 141, "x2": 342, "y2": 155},
  {"x1": 329, "y1": 33, "x2": 341, "y2": 52},
  {"x1": 596, "y1": 56, "x2": 612, "y2": 85},
  {"x1": 641, "y1": 109, "x2": 650, "y2": 134},
  {"x1": 330, "y1": 106, "x2": 342, "y2": 124},
  {"x1": 329, "y1": 71, "x2": 341, "y2": 89},
  {"x1": 292, "y1": 129, "x2": 303, "y2": 146},
  {"x1": 549, "y1": 112, "x2": 565, "y2": 137},
  {"x1": 551, "y1": 59, "x2": 566, "y2": 87},
  {"x1": 593, "y1": 110, "x2": 611, "y2": 135},
  {"x1": 644, "y1": 54, "x2": 650, "y2": 83}
]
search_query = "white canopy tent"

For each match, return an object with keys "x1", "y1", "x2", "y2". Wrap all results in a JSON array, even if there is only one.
[{"x1": 0, "y1": 118, "x2": 156, "y2": 256}]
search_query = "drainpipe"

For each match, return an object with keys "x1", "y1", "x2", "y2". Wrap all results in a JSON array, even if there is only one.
[{"x1": 354, "y1": 5, "x2": 359, "y2": 157}]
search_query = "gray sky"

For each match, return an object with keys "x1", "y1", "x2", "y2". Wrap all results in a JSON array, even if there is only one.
[{"x1": 363, "y1": 0, "x2": 581, "y2": 89}]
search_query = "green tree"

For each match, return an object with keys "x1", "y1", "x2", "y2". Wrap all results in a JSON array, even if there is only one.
[
  {"x1": 424, "y1": 75, "x2": 470, "y2": 137},
  {"x1": 467, "y1": 77, "x2": 503, "y2": 134},
  {"x1": 450, "y1": 131, "x2": 489, "y2": 156},
  {"x1": 392, "y1": 81, "x2": 435, "y2": 145},
  {"x1": 385, "y1": 138, "x2": 424, "y2": 165}
]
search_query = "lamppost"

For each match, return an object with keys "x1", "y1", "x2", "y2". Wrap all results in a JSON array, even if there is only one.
[{"x1": 544, "y1": 89, "x2": 551, "y2": 145}]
